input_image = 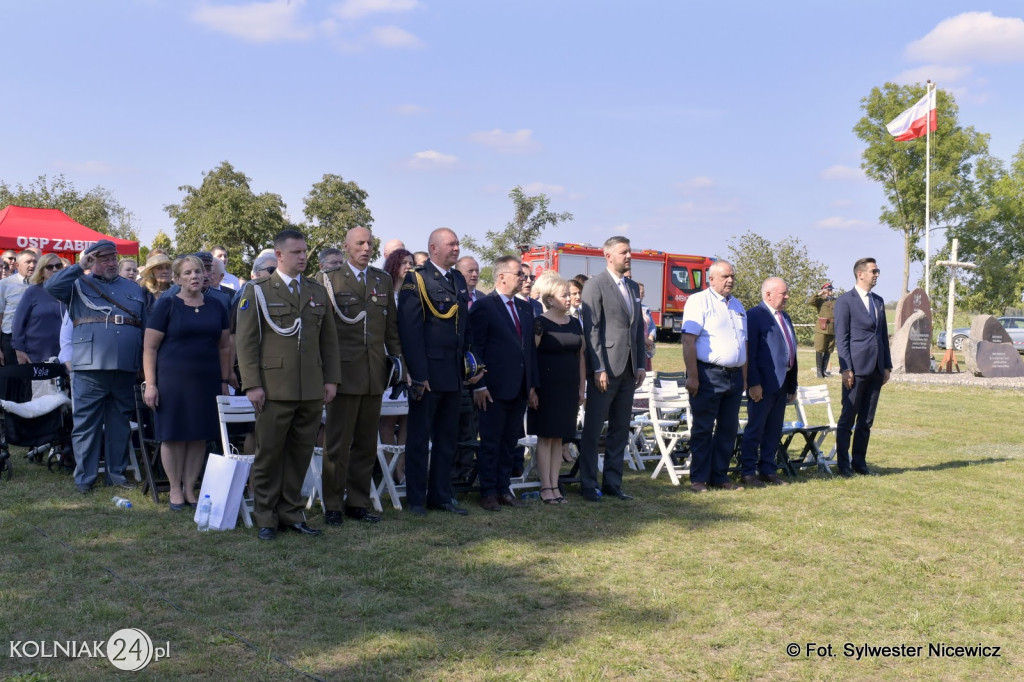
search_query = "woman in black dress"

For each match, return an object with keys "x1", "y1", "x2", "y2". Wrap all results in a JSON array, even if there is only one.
[
  {"x1": 529, "y1": 273, "x2": 585, "y2": 504},
  {"x1": 143, "y1": 256, "x2": 231, "y2": 511}
]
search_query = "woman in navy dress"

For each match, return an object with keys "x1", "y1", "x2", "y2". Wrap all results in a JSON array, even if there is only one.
[
  {"x1": 528, "y1": 273, "x2": 585, "y2": 504},
  {"x1": 143, "y1": 256, "x2": 230, "y2": 511}
]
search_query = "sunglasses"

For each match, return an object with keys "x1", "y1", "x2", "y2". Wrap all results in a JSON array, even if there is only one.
[
  {"x1": 869, "y1": 268, "x2": 881, "y2": 275},
  {"x1": 44, "y1": 263, "x2": 64, "y2": 271},
  {"x1": 258, "y1": 266, "x2": 277, "y2": 275}
]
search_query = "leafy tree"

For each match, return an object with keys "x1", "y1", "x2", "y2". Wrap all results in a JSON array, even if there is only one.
[
  {"x1": 301, "y1": 174, "x2": 374, "y2": 265},
  {"x1": 164, "y1": 161, "x2": 287, "y2": 277},
  {"x1": 151, "y1": 229, "x2": 173, "y2": 252},
  {"x1": 854, "y1": 83, "x2": 988, "y2": 296},
  {"x1": 939, "y1": 144, "x2": 1024, "y2": 312},
  {"x1": 0, "y1": 174, "x2": 138, "y2": 240},
  {"x1": 462, "y1": 185, "x2": 573, "y2": 283},
  {"x1": 726, "y1": 231, "x2": 829, "y2": 345}
]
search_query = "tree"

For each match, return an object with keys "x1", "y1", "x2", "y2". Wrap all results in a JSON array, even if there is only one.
[
  {"x1": 462, "y1": 186, "x2": 573, "y2": 283},
  {"x1": 854, "y1": 83, "x2": 988, "y2": 296},
  {"x1": 137, "y1": 230, "x2": 174, "y2": 265},
  {"x1": 164, "y1": 162, "x2": 287, "y2": 277},
  {"x1": 939, "y1": 144, "x2": 1024, "y2": 312},
  {"x1": 0, "y1": 174, "x2": 138, "y2": 240},
  {"x1": 301, "y1": 174, "x2": 374, "y2": 264},
  {"x1": 726, "y1": 231, "x2": 829, "y2": 345}
]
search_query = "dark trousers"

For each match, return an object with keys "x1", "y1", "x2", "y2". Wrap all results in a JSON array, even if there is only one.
[
  {"x1": 579, "y1": 366, "x2": 635, "y2": 490},
  {"x1": 476, "y1": 393, "x2": 527, "y2": 497},
  {"x1": 452, "y1": 388, "x2": 479, "y2": 482},
  {"x1": 405, "y1": 388, "x2": 460, "y2": 508},
  {"x1": 71, "y1": 370, "x2": 136, "y2": 488},
  {"x1": 252, "y1": 398, "x2": 322, "y2": 528},
  {"x1": 688, "y1": 364, "x2": 744, "y2": 484},
  {"x1": 740, "y1": 388, "x2": 788, "y2": 477},
  {"x1": 322, "y1": 392, "x2": 383, "y2": 510},
  {"x1": 836, "y1": 369, "x2": 885, "y2": 472}
]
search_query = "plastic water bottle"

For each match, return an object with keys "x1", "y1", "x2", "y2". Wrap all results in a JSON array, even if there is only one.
[
  {"x1": 520, "y1": 490, "x2": 540, "y2": 501},
  {"x1": 111, "y1": 496, "x2": 132, "y2": 509},
  {"x1": 197, "y1": 494, "x2": 212, "y2": 532}
]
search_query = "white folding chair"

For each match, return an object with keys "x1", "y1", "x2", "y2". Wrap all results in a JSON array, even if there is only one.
[
  {"x1": 216, "y1": 396, "x2": 257, "y2": 528},
  {"x1": 794, "y1": 384, "x2": 839, "y2": 473},
  {"x1": 649, "y1": 384, "x2": 692, "y2": 485},
  {"x1": 375, "y1": 397, "x2": 408, "y2": 510},
  {"x1": 509, "y1": 412, "x2": 541, "y2": 495},
  {"x1": 626, "y1": 376, "x2": 656, "y2": 470}
]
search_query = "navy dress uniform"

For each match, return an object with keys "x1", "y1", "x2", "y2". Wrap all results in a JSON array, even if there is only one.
[
  {"x1": 46, "y1": 240, "x2": 147, "y2": 492},
  {"x1": 235, "y1": 271, "x2": 341, "y2": 531},
  {"x1": 316, "y1": 262, "x2": 402, "y2": 523},
  {"x1": 397, "y1": 261, "x2": 471, "y2": 513}
]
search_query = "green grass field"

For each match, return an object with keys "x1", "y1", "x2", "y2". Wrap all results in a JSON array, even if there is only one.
[{"x1": 3, "y1": 345, "x2": 1023, "y2": 681}]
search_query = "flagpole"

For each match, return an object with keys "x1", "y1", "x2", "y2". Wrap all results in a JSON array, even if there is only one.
[{"x1": 924, "y1": 80, "x2": 932, "y2": 296}]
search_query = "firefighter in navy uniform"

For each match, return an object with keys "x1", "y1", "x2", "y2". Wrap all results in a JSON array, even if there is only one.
[{"x1": 397, "y1": 228, "x2": 482, "y2": 516}]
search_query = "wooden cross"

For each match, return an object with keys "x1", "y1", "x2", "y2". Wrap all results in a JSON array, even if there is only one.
[{"x1": 934, "y1": 238, "x2": 976, "y2": 373}]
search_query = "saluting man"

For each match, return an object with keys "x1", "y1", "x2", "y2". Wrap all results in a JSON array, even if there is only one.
[
  {"x1": 316, "y1": 226, "x2": 403, "y2": 526},
  {"x1": 236, "y1": 229, "x2": 341, "y2": 541},
  {"x1": 47, "y1": 240, "x2": 147, "y2": 494},
  {"x1": 807, "y1": 282, "x2": 837, "y2": 377}
]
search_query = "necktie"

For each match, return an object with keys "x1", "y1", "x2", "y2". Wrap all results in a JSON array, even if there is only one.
[
  {"x1": 618, "y1": 278, "x2": 632, "y2": 314},
  {"x1": 356, "y1": 270, "x2": 365, "y2": 293},
  {"x1": 289, "y1": 279, "x2": 298, "y2": 300},
  {"x1": 777, "y1": 310, "x2": 795, "y2": 369},
  {"x1": 507, "y1": 299, "x2": 522, "y2": 337}
]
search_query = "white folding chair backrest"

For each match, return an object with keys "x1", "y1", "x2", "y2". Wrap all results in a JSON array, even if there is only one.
[
  {"x1": 217, "y1": 395, "x2": 256, "y2": 456},
  {"x1": 795, "y1": 384, "x2": 836, "y2": 428}
]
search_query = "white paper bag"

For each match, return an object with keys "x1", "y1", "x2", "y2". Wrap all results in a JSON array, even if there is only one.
[{"x1": 195, "y1": 453, "x2": 252, "y2": 531}]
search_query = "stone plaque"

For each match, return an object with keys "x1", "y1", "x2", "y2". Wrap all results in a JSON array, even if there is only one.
[
  {"x1": 891, "y1": 310, "x2": 932, "y2": 373},
  {"x1": 891, "y1": 289, "x2": 932, "y2": 373},
  {"x1": 970, "y1": 314, "x2": 1012, "y2": 344},
  {"x1": 966, "y1": 339, "x2": 1024, "y2": 378}
]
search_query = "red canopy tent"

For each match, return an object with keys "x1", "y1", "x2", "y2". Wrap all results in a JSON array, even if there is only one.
[{"x1": 0, "y1": 205, "x2": 139, "y2": 255}]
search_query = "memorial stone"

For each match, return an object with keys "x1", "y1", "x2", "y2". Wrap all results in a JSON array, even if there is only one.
[
  {"x1": 965, "y1": 315, "x2": 1024, "y2": 377},
  {"x1": 890, "y1": 289, "x2": 932, "y2": 373}
]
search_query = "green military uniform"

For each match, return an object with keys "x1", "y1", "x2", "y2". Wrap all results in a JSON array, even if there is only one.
[
  {"x1": 808, "y1": 290, "x2": 836, "y2": 377},
  {"x1": 316, "y1": 263, "x2": 402, "y2": 515},
  {"x1": 235, "y1": 271, "x2": 341, "y2": 528}
]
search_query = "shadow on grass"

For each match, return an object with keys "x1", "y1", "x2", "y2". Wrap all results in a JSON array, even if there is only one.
[{"x1": 880, "y1": 456, "x2": 1017, "y2": 475}]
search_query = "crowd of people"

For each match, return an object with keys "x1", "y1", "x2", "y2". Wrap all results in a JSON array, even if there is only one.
[{"x1": 5, "y1": 229, "x2": 892, "y2": 539}]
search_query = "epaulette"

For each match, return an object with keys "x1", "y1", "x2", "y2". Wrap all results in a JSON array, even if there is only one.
[
  {"x1": 251, "y1": 275, "x2": 272, "y2": 285},
  {"x1": 303, "y1": 277, "x2": 325, "y2": 290},
  {"x1": 368, "y1": 265, "x2": 387, "y2": 275},
  {"x1": 400, "y1": 281, "x2": 417, "y2": 292}
]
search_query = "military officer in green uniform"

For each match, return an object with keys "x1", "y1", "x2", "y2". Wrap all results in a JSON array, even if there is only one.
[
  {"x1": 807, "y1": 281, "x2": 836, "y2": 378},
  {"x1": 316, "y1": 226, "x2": 403, "y2": 526},
  {"x1": 236, "y1": 228, "x2": 341, "y2": 541}
]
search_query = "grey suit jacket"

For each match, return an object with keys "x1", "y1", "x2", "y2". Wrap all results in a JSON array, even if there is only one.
[{"x1": 581, "y1": 269, "x2": 645, "y2": 377}]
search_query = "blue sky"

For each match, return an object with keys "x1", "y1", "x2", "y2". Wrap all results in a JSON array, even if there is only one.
[{"x1": 3, "y1": 1, "x2": 1023, "y2": 302}]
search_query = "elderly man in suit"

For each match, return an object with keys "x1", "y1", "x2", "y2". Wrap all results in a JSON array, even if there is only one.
[
  {"x1": 834, "y1": 257, "x2": 891, "y2": 477},
  {"x1": 236, "y1": 228, "x2": 341, "y2": 540},
  {"x1": 47, "y1": 240, "x2": 146, "y2": 494},
  {"x1": 470, "y1": 255, "x2": 539, "y2": 511},
  {"x1": 398, "y1": 227, "x2": 482, "y2": 516},
  {"x1": 317, "y1": 226, "x2": 403, "y2": 525},
  {"x1": 740, "y1": 277, "x2": 797, "y2": 488},
  {"x1": 579, "y1": 235, "x2": 647, "y2": 502}
]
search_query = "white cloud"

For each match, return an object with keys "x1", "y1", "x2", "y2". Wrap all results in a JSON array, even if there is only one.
[
  {"x1": 407, "y1": 150, "x2": 457, "y2": 169},
  {"x1": 366, "y1": 25, "x2": 423, "y2": 48},
  {"x1": 675, "y1": 176, "x2": 715, "y2": 192},
  {"x1": 394, "y1": 103, "x2": 427, "y2": 115},
  {"x1": 820, "y1": 165, "x2": 865, "y2": 182},
  {"x1": 332, "y1": 0, "x2": 421, "y2": 20},
  {"x1": 906, "y1": 12, "x2": 1024, "y2": 64},
  {"x1": 815, "y1": 216, "x2": 869, "y2": 230},
  {"x1": 468, "y1": 128, "x2": 541, "y2": 154},
  {"x1": 521, "y1": 182, "x2": 565, "y2": 196},
  {"x1": 191, "y1": 0, "x2": 315, "y2": 43},
  {"x1": 894, "y1": 64, "x2": 973, "y2": 87}
]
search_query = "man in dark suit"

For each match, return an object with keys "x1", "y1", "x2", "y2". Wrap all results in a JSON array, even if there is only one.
[
  {"x1": 834, "y1": 257, "x2": 892, "y2": 477},
  {"x1": 453, "y1": 255, "x2": 483, "y2": 485},
  {"x1": 470, "y1": 256, "x2": 539, "y2": 511},
  {"x1": 236, "y1": 229, "x2": 341, "y2": 540},
  {"x1": 317, "y1": 226, "x2": 403, "y2": 525},
  {"x1": 740, "y1": 277, "x2": 797, "y2": 488},
  {"x1": 398, "y1": 228, "x2": 481, "y2": 516},
  {"x1": 579, "y1": 235, "x2": 647, "y2": 502}
]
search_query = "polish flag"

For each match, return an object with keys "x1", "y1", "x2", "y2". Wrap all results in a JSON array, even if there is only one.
[{"x1": 886, "y1": 88, "x2": 937, "y2": 141}]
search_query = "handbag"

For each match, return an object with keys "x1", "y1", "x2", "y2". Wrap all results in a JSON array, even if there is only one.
[{"x1": 194, "y1": 453, "x2": 253, "y2": 531}]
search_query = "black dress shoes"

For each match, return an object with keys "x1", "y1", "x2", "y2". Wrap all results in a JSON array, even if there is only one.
[
  {"x1": 601, "y1": 486, "x2": 634, "y2": 500},
  {"x1": 324, "y1": 510, "x2": 344, "y2": 526},
  {"x1": 345, "y1": 506, "x2": 382, "y2": 523},
  {"x1": 427, "y1": 502, "x2": 469, "y2": 515},
  {"x1": 740, "y1": 475, "x2": 766, "y2": 489},
  {"x1": 257, "y1": 527, "x2": 276, "y2": 541},
  {"x1": 278, "y1": 522, "x2": 323, "y2": 536},
  {"x1": 689, "y1": 482, "x2": 708, "y2": 493},
  {"x1": 709, "y1": 481, "x2": 744, "y2": 491},
  {"x1": 498, "y1": 493, "x2": 524, "y2": 507},
  {"x1": 407, "y1": 505, "x2": 427, "y2": 516},
  {"x1": 580, "y1": 487, "x2": 602, "y2": 502},
  {"x1": 758, "y1": 473, "x2": 790, "y2": 486},
  {"x1": 479, "y1": 495, "x2": 501, "y2": 512},
  {"x1": 854, "y1": 466, "x2": 879, "y2": 476},
  {"x1": 837, "y1": 469, "x2": 854, "y2": 479}
]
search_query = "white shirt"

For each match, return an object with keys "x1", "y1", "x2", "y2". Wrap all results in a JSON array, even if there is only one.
[
  {"x1": 347, "y1": 262, "x2": 367, "y2": 282},
  {"x1": 855, "y1": 284, "x2": 876, "y2": 318},
  {"x1": 499, "y1": 293, "x2": 520, "y2": 328},
  {"x1": 221, "y1": 272, "x2": 240, "y2": 290},
  {"x1": 681, "y1": 288, "x2": 747, "y2": 367},
  {"x1": 0, "y1": 274, "x2": 30, "y2": 334}
]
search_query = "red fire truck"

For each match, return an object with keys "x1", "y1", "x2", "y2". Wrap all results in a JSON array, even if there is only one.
[{"x1": 520, "y1": 242, "x2": 714, "y2": 338}]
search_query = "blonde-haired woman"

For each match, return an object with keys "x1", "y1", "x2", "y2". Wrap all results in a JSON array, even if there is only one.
[
  {"x1": 528, "y1": 273, "x2": 585, "y2": 504},
  {"x1": 143, "y1": 256, "x2": 231, "y2": 511},
  {"x1": 138, "y1": 253, "x2": 173, "y2": 309}
]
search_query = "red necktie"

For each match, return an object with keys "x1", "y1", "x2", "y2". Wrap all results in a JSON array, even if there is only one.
[
  {"x1": 777, "y1": 310, "x2": 795, "y2": 369},
  {"x1": 507, "y1": 299, "x2": 522, "y2": 337}
]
